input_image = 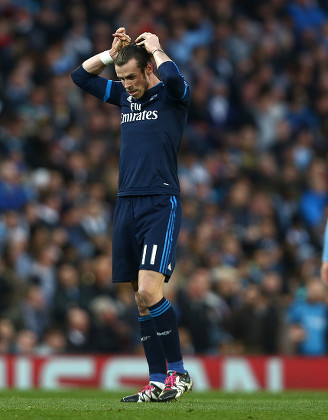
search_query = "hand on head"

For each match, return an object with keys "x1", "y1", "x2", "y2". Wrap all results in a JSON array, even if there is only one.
[
  {"x1": 111, "y1": 30, "x2": 163, "y2": 58},
  {"x1": 112, "y1": 27, "x2": 132, "y2": 55},
  {"x1": 135, "y1": 32, "x2": 161, "y2": 55}
]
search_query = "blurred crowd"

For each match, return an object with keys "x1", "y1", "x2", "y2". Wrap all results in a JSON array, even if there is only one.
[{"x1": 1, "y1": 0, "x2": 328, "y2": 357}]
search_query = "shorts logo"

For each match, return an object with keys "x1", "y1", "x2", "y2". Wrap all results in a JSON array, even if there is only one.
[
  {"x1": 141, "y1": 335, "x2": 151, "y2": 342},
  {"x1": 168, "y1": 263, "x2": 172, "y2": 271},
  {"x1": 157, "y1": 330, "x2": 172, "y2": 336}
]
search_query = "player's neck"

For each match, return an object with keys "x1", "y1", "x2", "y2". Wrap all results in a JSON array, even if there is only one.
[{"x1": 147, "y1": 74, "x2": 161, "y2": 90}]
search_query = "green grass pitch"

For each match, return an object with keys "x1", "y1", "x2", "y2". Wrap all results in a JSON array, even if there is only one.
[{"x1": 0, "y1": 389, "x2": 327, "y2": 420}]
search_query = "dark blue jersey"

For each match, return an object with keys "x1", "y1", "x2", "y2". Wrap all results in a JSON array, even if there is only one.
[{"x1": 71, "y1": 61, "x2": 190, "y2": 197}]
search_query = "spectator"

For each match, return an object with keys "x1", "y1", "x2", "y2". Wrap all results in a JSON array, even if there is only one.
[
  {"x1": 53, "y1": 263, "x2": 81, "y2": 324},
  {"x1": 0, "y1": 161, "x2": 30, "y2": 212},
  {"x1": 21, "y1": 285, "x2": 49, "y2": 340},
  {"x1": 65, "y1": 307, "x2": 93, "y2": 353},
  {"x1": 287, "y1": 0, "x2": 327, "y2": 35},
  {"x1": 29, "y1": 245, "x2": 59, "y2": 306},
  {"x1": 287, "y1": 278, "x2": 328, "y2": 355},
  {"x1": 37, "y1": 328, "x2": 67, "y2": 355},
  {"x1": 0, "y1": 319, "x2": 16, "y2": 353},
  {"x1": 90, "y1": 296, "x2": 131, "y2": 353},
  {"x1": 14, "y1": 329, "x2": 38, "y2": 355},
  {"x1": 178, "y1": 268, "x2": 230, "y2": 354}
]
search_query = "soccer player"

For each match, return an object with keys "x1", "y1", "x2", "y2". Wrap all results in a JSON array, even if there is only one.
[{"x1": 71, "y1": 28, "x2": 193, "y2": 402}]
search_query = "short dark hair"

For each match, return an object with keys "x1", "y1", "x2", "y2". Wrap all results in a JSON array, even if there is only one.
[{"x1": 115, "y1": 43, "x2": 152, "y2": 71}]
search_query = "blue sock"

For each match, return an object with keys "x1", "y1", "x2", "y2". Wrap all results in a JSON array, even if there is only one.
[
  {"x1": 148, "y1": 297, "x2": 186, "y2": 374},
  {"x1": 138, "y1": 314, "x2": 167, "y2": 384},
  {"x1": 167, "y1": 360, "x2": 185, "y2": 374}
]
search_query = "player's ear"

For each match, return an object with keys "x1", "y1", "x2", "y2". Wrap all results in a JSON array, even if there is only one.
[{"x1": 145, "y1": 62, "x2": 153, "y2": 76}]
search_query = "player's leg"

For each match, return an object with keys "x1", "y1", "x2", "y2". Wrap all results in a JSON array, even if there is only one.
[
  {"x1": 111, "y1": 198, "x2": 164, "y2": 402},
  {"x1": 133, "y1": 195, "x2": 192, "y2": 402},
  {"x1": 138, "y1": 270, "x2": 193, "y2": 402},
  {"x1": 121, "y1": 279, "x2": 167, "y2": 402}
]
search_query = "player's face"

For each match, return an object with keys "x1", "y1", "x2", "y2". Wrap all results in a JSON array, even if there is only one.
[{"x1": 115, "y1": 58, "x2": 151, "y2": 100}]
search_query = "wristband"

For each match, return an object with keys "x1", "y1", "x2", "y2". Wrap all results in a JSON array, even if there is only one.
[
  {"x1": 152, "y1": 49, "x2": 164, "y2": 55},
  {"x1": 99, "y1": 50, "x2": 114, "y2": 65}
]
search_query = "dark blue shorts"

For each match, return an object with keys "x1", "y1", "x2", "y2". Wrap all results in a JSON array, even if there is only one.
[{"x1": 112, "y1": 195, "x2": 181, "y2": 283}]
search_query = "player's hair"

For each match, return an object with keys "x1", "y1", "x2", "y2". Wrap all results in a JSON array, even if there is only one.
[{"x1": 115, "y1": 43, "x2": 152, "y2": 71}]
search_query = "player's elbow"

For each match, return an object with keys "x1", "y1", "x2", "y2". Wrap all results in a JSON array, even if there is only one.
[
  {"x1": 166, "y1": 79, "x2": 188, "y2": 101},
  {"x1": 71, "y1": 68, "x2": 79, "y2": 86},
  {"x1": 164, "y1": 73, "x2": 182, "y2": 88}
]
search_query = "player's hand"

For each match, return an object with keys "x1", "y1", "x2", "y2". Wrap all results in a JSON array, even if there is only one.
[
  {"x1": 111, "y1": 27, "x2": 131, "y2": 58},
  {"x1": 321, "y1": 261, "x2": 328, "y2": 285},
  {"x1": 135, "y1": 32, "x2": 161, "y2": 54}
]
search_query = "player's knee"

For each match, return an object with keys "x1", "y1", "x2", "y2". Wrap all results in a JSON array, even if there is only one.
[
  {"x1": 137, "y1": 286, "x2": 154, "y2": 306},
  {"x1": 138, "y1": 270, "x2": 165, "y2": 305}
]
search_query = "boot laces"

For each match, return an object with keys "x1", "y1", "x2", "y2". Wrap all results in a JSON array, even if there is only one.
[
  {"x1": 164, "y1": 372, "x2": 177, "y2": 389},
  {"x1": 139, "y1": 384, "x2": 153, "y2": 395}
]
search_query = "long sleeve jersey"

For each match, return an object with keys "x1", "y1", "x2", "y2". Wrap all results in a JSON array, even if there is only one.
[{"x1": 71, "y1": 61, "x2": 191, "y2": 198}]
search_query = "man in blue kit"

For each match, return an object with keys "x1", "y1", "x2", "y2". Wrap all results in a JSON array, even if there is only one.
[{"x1": 71, "y1": 28, "x2": 193, "y2": 402}]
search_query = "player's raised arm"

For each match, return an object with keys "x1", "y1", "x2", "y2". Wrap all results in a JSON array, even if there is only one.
[
  {"x1": 71, "y1": 27, "x2": 131, "y2": 102},
  {"x1": 136, "y1": 32, "x2": 189, "y2": 102},
  {"x1": 83, "y1": 27, "x2": 131, "y2": 75}
]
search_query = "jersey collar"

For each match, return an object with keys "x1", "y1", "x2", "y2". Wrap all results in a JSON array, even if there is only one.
[{"x1": 139, "y1": 81, "x2": 163, "y2": 101}]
